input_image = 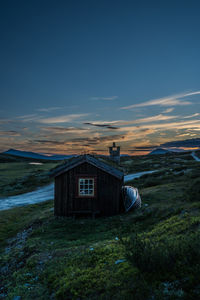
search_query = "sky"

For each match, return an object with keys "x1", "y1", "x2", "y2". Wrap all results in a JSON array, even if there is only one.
[{"x1": 0, "y1": 0, "x2": 200, "y2": 155}]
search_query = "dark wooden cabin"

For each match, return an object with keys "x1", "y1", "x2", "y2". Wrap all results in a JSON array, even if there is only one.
[{"x1": 50, "y1": 155, "x2": 124, "y2": 217}]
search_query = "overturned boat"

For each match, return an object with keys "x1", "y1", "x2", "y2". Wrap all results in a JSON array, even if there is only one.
[{"x1": 122, "y1": 186, "x2": 141, "y2": 212}]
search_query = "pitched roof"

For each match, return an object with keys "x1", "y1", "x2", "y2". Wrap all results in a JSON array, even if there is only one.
[{"x1": 50, "y1": 154, "x2": 124, "y2": 180}]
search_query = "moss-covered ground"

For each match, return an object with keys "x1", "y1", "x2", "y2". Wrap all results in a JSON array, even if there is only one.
[{"x1": 0, "y1": 152, "x2": 200, "y2": 299}]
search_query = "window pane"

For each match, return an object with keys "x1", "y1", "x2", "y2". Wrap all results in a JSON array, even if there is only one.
[{"x1": 78, "y1": 177, "x2": 95, "y2": 196}]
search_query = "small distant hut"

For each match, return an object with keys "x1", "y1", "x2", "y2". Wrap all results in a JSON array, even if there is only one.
[
  {"x1": 50, "y1": 155, "x2": 124, "y2": 217},
  {"x1": 109, "y1": 142, "x2": 120, "y2": 163}
]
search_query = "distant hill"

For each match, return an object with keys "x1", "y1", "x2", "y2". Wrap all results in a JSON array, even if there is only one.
[
  {"x1": 149, "y1": 148, "x2": 172, "y2": 155},
  {"x1": 3, "y1": 149, "x2": 75, "y2": 161},
  {"x1": 161, "y1": 138, "x2": 200, "y2": 148},
  {"x1": 148, "y1": 138, "x2": 200, "y2": 155}
]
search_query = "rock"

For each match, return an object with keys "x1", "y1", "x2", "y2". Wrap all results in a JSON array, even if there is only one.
[
  {"x1": 115, "y1": 259, "x2": 126, "y2": 265},
  {"x1": 5, "y1": 247, "x2": 11, "y2": 254},
  {"x1": 34, "y1": 276, "x2": 39, "y2": 281},
  {"x1": 17, "y1": 262, "x2": 24, "y2": 268},
  {"x1": 0, "y1": 265, "x2": 9, "y2": 274},
  {"x1": 13, "y1": 296, "x2": 22, "y2": 300},
  {"x1": 19, "y1": 251, "x2": 24, "y2": 257},
  {"x1": 162, "y1": 281, "x2": 184, "y2": 297}
]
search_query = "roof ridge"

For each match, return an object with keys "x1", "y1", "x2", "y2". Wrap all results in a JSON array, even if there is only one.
[{"x1": 50, "y1": 154, "x2": 124, "y2": 179}]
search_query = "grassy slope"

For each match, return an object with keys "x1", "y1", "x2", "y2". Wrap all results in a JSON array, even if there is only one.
[
  {"x1": 0, "y1": 160, "x2": 59, "y2": 197},
  {"x1": 0, "y1": 153, "x2": 200, "y2": 299}
]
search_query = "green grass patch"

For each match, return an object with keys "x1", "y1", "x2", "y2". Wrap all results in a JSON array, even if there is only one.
[
  {"x1": 1, "y1": 153, "x2": 200, "y2": 299},
  {"x1": 0, "y1": 201, "x2": 53, "y2": 250},
  {"x1": 0, "y1": 161, "x2": 58, "y2": 196}
]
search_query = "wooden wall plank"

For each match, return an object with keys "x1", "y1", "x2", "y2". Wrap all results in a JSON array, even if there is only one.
[{"x1": 54, "y1": 161, "x2": 123, "y2": 217}]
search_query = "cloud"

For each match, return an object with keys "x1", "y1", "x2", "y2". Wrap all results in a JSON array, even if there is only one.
[
  {"x1": 84, "y1": 122, "x2": 118, "y2": 130},
  {"x1": 16, "y1": 113, "x2": 90, "y2": 125},
  {"x1": 128, "y1": 149, "x2": 154, "y2": 153},
  {"x1": 41, "y1": 126, "x2": 89, "y2": 134},
  {"x1": 126, "y1": 114, "x2": 177, "y2": 124},
  {"x1": 0, "y1": 119, "x2": 12, "y2": 124},
  {"x1": 34, "y1": 140, "x2": 63, "y2": 144},
  {"x1": 82, "y1": 114, "x2": 177, "y2": 128},
  {"x1": 16, "y1": 114, "x2": 40, "y2": 122},
  {"x1": 90, "y1": 96, "x2": 118, "y2": 101},
  {"x1": 130, "y1": 146, "x2": 158, "y2": 150},
  {"x1": 177, "y1": 133, "x2": 197, "y2": 137},
  {"x1": 69, "y1": 134, "x2": 125, "y2": 145},
  {"x1": 83, "y1": 120, "x2": 124, "y2": 125},
  {"x1": 85, "y1": 114, "x2": 177, "y2": 127},
  {"x1": 118, "y1": 120, "x2": 200, "y2": 136},
  {"x1": 31, "y1": 134, "x2": 126, "y2": 152},
  {"x1": 121, "y1": 90, "x2": 200, "y2": 110},
  {"x1": 39, "y1": 113, "x2": 90, "y2": 124},
  {"x1": 162, "y1": 108, "x2": 175, "y2": 113},
  {"x1": 0, "y1": 130, "x2": 20, "y2": 136},
  {"x1": 2, "y1": 97, "x2": 199, "y2": 155},
  {"x1": 183, "y1": 113, "x2": 200, "y2": 119},
  {"x1": 37, "y1": 106, "x2": 63, "y2": 112}
]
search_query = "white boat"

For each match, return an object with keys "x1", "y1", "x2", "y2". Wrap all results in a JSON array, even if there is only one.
[{"x1": 122, "y1": 186, "x2": 141, "y2": 212}]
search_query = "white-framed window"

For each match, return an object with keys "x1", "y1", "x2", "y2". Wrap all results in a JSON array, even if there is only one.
[{"x1": 78, "y1": 178, "x2": 94, "y2": 197}]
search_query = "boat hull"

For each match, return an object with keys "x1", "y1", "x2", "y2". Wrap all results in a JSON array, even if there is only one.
[{"x1": 122, "y1": 186, "x2": 141, "y2": 212}]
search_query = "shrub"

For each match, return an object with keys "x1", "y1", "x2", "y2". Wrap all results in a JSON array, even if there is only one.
[
  {"x1": 186, "y1": 178, "x2": 200, "y2": 201},
  {"x1": 142, "y1": 177, "x2": 162, "y2": 187},
  {"x1": 122, "y1": 233, "x2": 200, "y2": 279}
]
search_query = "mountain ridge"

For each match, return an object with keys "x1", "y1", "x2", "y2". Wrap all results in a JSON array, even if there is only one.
[{"x1": 3, "y1": 148, "x2": 75, "y2": 161}]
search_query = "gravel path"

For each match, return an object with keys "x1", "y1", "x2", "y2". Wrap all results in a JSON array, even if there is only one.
[
  {"x1": 0, "y1": 183, "x2": 54, "y2": 211},
  {"x1": 124, "y1": 170, "x2": 157, "y2": 182}
]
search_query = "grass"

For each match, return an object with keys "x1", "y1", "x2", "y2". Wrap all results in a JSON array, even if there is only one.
[
  {"x1": 0, "y1": 201, "x2": 54, "y2": 250},
  {"x1": 0, "y1": 152, "x2": 200, "y2": 299},
  {"x1": 0, "y1": 161, "x2": 59, "y2": 196},
  {"x1": 120, "y1": 151, "x2": 195, "y2": 173}
]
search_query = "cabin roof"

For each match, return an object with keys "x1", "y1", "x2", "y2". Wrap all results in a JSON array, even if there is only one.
[{"x1": 50, "y1": 154, "x2": 124, "y2": 180}]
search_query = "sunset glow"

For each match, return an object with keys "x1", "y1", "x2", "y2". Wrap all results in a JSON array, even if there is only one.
[{"x1": 0, "y1": 1, "x2": 200, "y2": 155}]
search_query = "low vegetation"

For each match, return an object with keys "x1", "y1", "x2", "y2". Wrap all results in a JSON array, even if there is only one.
[
  {"x1": 0, "y1": 157, "x2": 59, "y2": 196},
  {"x1": 0, "y1": 152, "x2": 200, "y2": 299}
]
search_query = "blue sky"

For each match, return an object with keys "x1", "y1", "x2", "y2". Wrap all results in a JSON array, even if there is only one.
[{"x1": 0, "y1": 0, "x2": 200, "y2": 154}]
